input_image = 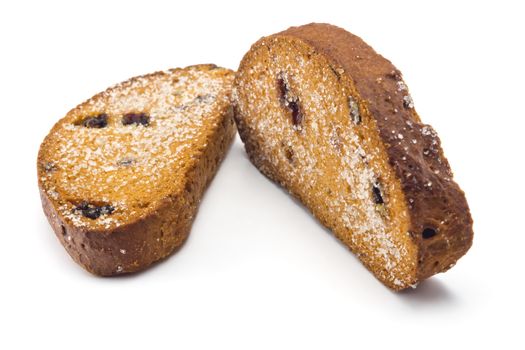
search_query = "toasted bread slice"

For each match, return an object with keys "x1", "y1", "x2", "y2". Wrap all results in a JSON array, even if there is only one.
[
  {"x1": 233, "y1": 24, "x2": 473, "y2": 290},
  {"x1": 38, "y1": 64, "x2": 236, "y2": 275}
]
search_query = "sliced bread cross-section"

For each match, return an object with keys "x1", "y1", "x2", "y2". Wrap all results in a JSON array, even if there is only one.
[
  {"x1": 38, "y1": 64, "x2": 236, "y2": 275},
  {"x1": 233, "y1": 24, "x2": 473, "y2": 290}
]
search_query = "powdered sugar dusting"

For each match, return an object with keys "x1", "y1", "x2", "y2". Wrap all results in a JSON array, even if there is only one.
[
  {"x1": 39, "y1": 66, "x2": 233, "y2": 230},
  {"x1": 234, "y1": 38, "x2": 414, "y2": 287}
]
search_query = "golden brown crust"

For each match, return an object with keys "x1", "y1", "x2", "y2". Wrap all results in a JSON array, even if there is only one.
[
  {"x1": 234, "y1": 23, "x2": 473, "y2": 289},
  {"x1": 38, "y1": 64, "x2": 236, "y2": 275}
]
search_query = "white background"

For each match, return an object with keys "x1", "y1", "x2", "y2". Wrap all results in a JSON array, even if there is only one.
[{"x1": 1, "y1": 0, "x2": 523, "y2": 349}]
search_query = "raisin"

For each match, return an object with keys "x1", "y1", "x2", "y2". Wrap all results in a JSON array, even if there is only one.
[
  {"x1": 288, "y1": 100, "x2": 302, "y2": 125},
  {"x1": 372, "y1": 184, "x2": 384, "y2": 204},
  {"x1": 348, "y1": 96, "x2": 361, "y2": 124},
  {"x1": 122, "y1": 113, "x2": 150, "y2": 126},
  {"x1": 277, "y1": 76, "x2": 288, "y2": 103},
  {"x1": 81, "y1": 113, "x2": 108, "y2": 128},
  {"x1": 277, "y1": 76, "x2": 303, "y2": 127},
  {"x1": 75, "y1": 202, "x2": 115, "y2": 220},
  {"x1": 195, "y1": 94, "x2": 215, "y2": 103},
  {"x1": 422, "y1": 227, "x2": 437, "y2": 239},
  {"x1": 117, "y1": 158, "x2": 135, "y2": 166},
  {"x1": 44, "y1": 162, "x2": 57, "y2": 172}
]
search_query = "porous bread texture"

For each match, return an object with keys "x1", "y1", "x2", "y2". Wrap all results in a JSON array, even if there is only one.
[
  {"x1": 233, "y1": 23, "x2": 473, "y2": 290},
  {"x1": 38, "y1": 64, "x2": 236, "y2": 275}
]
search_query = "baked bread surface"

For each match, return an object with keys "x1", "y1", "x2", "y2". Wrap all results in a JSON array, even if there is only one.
[
  {"x1": 233, "y1": 23, "x2": 473, "y2": 290},
  {"x1": 38, "y1": 64, "x2": 236, "y2": 275}
]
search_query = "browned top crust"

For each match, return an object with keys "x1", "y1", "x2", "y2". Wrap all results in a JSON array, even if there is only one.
[{"x1": 277, "y1": 23, "x2": 473, "y2": 280}]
